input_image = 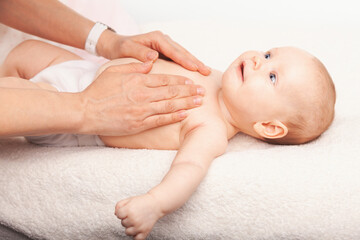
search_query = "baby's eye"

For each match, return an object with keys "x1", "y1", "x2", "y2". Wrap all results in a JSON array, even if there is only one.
[
  {"x1": 270, "y1": 73, "x2": 277, "y2": 84},
  {"x1": 265, "y1": 52, "x2": 271, "y2": 59}
]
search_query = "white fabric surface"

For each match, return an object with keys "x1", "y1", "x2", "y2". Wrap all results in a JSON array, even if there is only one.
[
  {"x1": 1, "y1": 2, "x2": 360, "y2": 240},
  {"x1": 29, "y1": 60, "x2": 99, "y2": 93}
]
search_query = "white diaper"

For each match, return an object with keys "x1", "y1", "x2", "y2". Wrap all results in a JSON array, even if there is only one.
[{"x1": 26, "y1": 60, "x2": 105, "y2": 147}]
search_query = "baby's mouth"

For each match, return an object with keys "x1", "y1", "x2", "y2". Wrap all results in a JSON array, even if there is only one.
[{"x1": 239, "y1": 62, "x2": 245, "y2": 82}]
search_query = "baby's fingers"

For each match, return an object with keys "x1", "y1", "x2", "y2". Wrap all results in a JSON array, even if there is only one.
[
  {"x1": 115, "y1": 199, "x2": 130, "y2": 218},
  {"x1": 117, "y1": 198, "x2": 131, "y2": 208},
  {"x1": 125, "y1": 227, "x2": 140, "y2": 236},
  {"x1": 134, "y1": 233, "x2": 147, "y2": 240}
]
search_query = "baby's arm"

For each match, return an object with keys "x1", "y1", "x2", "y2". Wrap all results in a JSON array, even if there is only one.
[{"x1": 115, "y1": 120, "x2": 228, "y2": 239}]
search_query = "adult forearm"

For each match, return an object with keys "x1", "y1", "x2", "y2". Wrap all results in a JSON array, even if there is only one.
[
  {"x1": 0, "y1": 0, "x2": 93, "y2": 49},
  {"x1": 0, "y1": 87, "x2": 84, "y2": 137}
]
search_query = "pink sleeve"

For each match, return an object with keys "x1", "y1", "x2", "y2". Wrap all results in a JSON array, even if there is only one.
[{"x1": 60, "y1": 0, "x2": 140, "y2": 63}]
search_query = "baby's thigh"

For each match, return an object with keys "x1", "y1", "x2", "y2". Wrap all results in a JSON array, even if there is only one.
[
  {"x1": 3, "y1": 40, "x2": 82, "y2": 79},
  {"x1": 0, "y1": 76, "x2": 57, "y2": 91}
]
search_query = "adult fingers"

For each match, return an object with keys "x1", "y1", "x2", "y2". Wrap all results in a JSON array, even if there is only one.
[
  {"x1": 136, "y1": 96, "x2": 204, "y2": 130},
  {"x1": 140, "y1": 110, "x2": 188, "y2": 131},
  {"x1": 155, "y1": 36, "x2": 197, "y2": 71},
  {"x1": 120, "y1": 40, "x2": 160, "y2": 62},
  {"x1": 149, "y1": 96, "x2": 203, "y2": 116},
  {"x1": 144, "y1": 74, "x2": 194, "y2": 87},
  {"x1": 169, "y1": 38, "x2": 211, "y2": 76},
  {"x1": 106, "y1": 61, "x2": 153, "y2": 74},
  {"x1": 120, "y1": 95, "x2": 203, "y2": 131},
  {"x1": 155, "y1": 34, "x2": 211, "y2": 76},
  {"x1": 146, "y1": 84, "x2": 205, "y2": 102}
]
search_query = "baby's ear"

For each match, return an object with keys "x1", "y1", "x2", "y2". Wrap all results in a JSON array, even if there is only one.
[{"x1": 253, "y1": 120, "x2": 288, "y2": 139}]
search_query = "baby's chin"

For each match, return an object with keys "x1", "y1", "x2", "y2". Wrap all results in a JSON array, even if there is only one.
[{"x1": 221, "y1": 70, "x2": 241, "y2": 91}]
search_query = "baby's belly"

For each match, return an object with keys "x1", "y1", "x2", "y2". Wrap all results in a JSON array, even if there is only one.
[{"x1": 99, "y1": 123, "x2": 181, "y2": 150}]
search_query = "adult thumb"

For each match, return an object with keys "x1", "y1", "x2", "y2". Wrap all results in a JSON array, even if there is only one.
[
  {"x1": 121, "y1": 41, "x2": 159, "y2": 63},
  {"x1": 106, "y1": 61, "x2": 153, "y2": 74}
]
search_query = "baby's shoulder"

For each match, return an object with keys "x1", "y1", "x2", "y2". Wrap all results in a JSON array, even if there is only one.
[{"x1": 180, "y1": 109, "x2": 227, "y2": 140}]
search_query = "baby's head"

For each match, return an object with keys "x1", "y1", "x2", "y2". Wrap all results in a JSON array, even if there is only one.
[{"x1": 222, "y1": 47, "x2": 336, "y2": 144}]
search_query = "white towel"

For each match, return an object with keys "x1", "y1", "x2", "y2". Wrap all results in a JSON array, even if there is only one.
[{"x1": 1, "y1": 4, "x2": 360, "y2": 240}]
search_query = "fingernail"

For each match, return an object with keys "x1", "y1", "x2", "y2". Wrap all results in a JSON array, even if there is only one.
[
  {"x1": 185, "y1": 79, "x2": 193, "y2": 85},
  {"x1": 143, "y1": 61, "x2": 152, "y2": 66},
  {"x1": 147, "y1": 51, "x2": 158, "y2": 60},
  {"x1": 194, "y1": 97, "x2": 202, "y2": 105},
  {"x1": 197, "y1": 87, "x2": 205, "y2": 95},
  {"x1": 187, "y1": 61, "x2": 197, "y2": 70},
  {"x1": 200, "y1": 65, "x2": 211, "y2": 74},
  {"x1": 178, "y1": 110, "x2": 187, "y2": 118}
]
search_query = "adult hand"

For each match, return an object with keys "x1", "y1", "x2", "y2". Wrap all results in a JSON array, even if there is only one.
[
  {"x1": 97, "y1": 30, "x2": 211, "y2": 76},
  {"x1": 79, "y1": 61, "x2": 204, "y2": 136}
]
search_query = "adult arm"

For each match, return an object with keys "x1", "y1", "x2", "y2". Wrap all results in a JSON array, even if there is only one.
[
  {"x1": 0, "y1": 62, "x2": 204, "y2": 137},
  {"x1": 115, "y1": 121, "x2": 228, "y2": 239},
  {"x1": 0, "y1": 85, "x2": 84, "y2": 137},
  {"x1": 0, "y1": 0, "x2": 210, "y2": 75},
  {"x1": 0, "y1": 0, "x2": 92, "y2": 50}
]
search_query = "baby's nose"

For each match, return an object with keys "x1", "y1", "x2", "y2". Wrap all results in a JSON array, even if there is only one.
[{"x1": 252, "y1": 56, "x2": 261, "y2": 70}]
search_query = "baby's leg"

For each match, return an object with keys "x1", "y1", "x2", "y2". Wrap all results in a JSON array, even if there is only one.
[
  {"x1": 0, "y1": 39, "x2": 82, "y2": 80},
  {"x1": 0, "y1": 76, "x2": 54, "y2": 90}
]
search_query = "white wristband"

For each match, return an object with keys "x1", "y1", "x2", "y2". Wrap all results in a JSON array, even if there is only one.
[{"x1": 85, "y1": 22, "x2": 114, "y2": 56}]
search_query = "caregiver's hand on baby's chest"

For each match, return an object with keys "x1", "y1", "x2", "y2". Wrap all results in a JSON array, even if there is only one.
[
  {"x1": 78, "y1": 61, "x2": 204, "y2": 136},
  {"x1": 97, "y1": 30, "x2": 211, "y2": 76}
]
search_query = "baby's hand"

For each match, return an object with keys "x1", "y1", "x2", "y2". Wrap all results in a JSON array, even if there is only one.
[{"x1": 115, "y1": 193, "x2": 163, "y2": 240}]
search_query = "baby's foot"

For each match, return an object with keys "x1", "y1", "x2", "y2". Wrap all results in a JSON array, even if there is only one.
[{"x1": 115, "y1": 193, "x2": 163, "y2": 240}]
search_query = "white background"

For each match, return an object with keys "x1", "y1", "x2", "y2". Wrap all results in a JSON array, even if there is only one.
[
  {"x1": 120, "y1": 0, "x2": 359, "y2": 25},
  {"x1": 118, "y1": 0, "x2": 360, "y2": 72},
  {"x1": 119, "y1": 0, "x2": 360, "y2": 116}
]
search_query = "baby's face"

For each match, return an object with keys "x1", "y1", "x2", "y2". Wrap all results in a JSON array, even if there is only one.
[{"x1": 222, "y1": 47, "x2": 316, "y2": 132}]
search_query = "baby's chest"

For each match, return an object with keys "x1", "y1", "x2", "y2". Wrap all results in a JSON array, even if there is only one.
[
  {"x1": 101, "y1": 122, "x2": 182, "y2": 150},
  {"x1": 137, "y1": 123, "x2": 182, "y2": 150}
]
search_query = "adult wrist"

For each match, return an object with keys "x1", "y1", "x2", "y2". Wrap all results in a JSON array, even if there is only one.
[
  {"x1": 96, "y1": 28, "x2": 118, "y2": 59},
  {"x1": 60, "y1": 92, "x2": 89, "y2": 135},
  {"x1": 85, "y1": 22, "x2": 115, "y2": 56},
  {"x1": 74, "y1": 91, "x2": 96, "y2": 135}
]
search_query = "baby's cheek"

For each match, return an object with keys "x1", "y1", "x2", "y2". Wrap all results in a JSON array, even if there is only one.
[{"x1": 239, "y1": 91, "x2": 264, "y2": 115}]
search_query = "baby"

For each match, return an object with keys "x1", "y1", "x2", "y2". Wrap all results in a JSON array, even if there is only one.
[{"x1": 0, "y1": 40, "x2": 335, "y2": 239}]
